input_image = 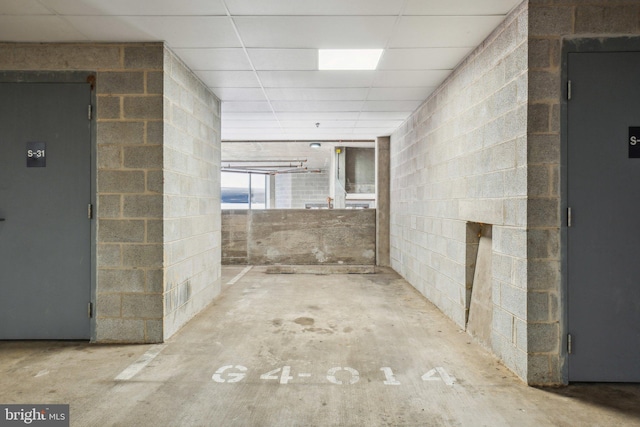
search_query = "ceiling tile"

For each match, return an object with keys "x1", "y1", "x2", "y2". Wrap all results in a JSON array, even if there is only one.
[
  {"x1": 284, "y1": 130, "x2": 358, "y2": 139},
  {"x1": 247, "y1": 49, "x2": 317, "y2": 71},
  {"x1": 358, "y1": 112, "x2": 411, "y2": 120},
  {"x1": 259, "y1": 71, "x2": 375, "y2": 88},
  {"x1": 65, "y1": 16, "x2": 240, "y2": 47},
  {"x1": 234, "y1": 17, "x2": 395, "y2": 49},
  {"x1": 362, "y1": 100, "x2": 422, "y2": 112},
  {"x1": 266, "y1": 88, "x2": 369, "y2": 101},
  {"x1": 355, "y1": 120, "x2": 404, "y2": 128},
  {"x1": 286, "y1": 127, "x2": 356, "y2": 134},
  {"x1": 222, "y1": 102, "x2": 273, "y2": 113},
  {"x1": 0, "y1": 16, "x2": 88, "y2": 41},
  {"x1": 43, "y1": 0, "x2": 228, "y2": 15},
  {"x1": 390, "y1": 16, "x2": 507, "y2": 48},
  {"x1": 223, "y1": 129, "x2": 286, "y2": 135},
  {"x1": 2, "y1": 1, "x2": 516, "y2": 143},
  {"x1": 173, "y1": 48, "x2": 252, "y2": 71},
  {"x1": 279, "y1": 120, "x2": 357, "y2": 129},
  {"x1": 404, "y1": 0, "x2": 521, "y2": 16},
  {"x1": 352, "y1": 128, "x2": 396, "y2": 137},
  {"x1": 378, "y1": 48, "x2": 473, "y2": 70},
  {"x1": 373, "y1": 70, "x2": 451, "y2": 87},
  {"x1": 211, "y1": 88, "x2": 266, "y2": 101},
  {"x1": 367, "y1": 87, "x2": 435, "y2": 101},
  {"x1": 223, "y1": 132, "x2": 287, "y2": 138},
  {"x1": 222, "y1": 112, "x2": 278, "y2": 121},
  {"x1": 223, "y1": 120, "x2": 281, "y2": 129},
  {"x1": 197, "y1": 71, "x2": 260, "y2": 88},
  {"x1": 276, "y1": 112, "x2": 361, "y2": 121},
  {"x1": 225, "y1": 0, "x2": 404, "y2": 15},
  {"x1": 223, "y1": 135, "x2": 289, "y2": 142},
  {"x1": 279, "y1": 136, "x2": 349, "y2": 143},
  {"x1": 271, "y1": 101, "x2": 364, "y2": 112}
]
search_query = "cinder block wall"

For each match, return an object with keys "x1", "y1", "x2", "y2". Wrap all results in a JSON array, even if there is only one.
[
  {"x1": 527, "y1": 0, "x2": 640, "y2": 384},
  {"x1": 390, "y1": 3, "x2": 530, "y2": 379},
  {"x1": 163, "y1": 48, "x2": 222, "y2": 339},
  {"x1": 275, "y1": 173, "x2": 330, "y2": 208},
  {"x1": 0, "y1": 43, "x2": 221, "y2": 343},
  {"x1": 95, "y1": 45, "x2": 166, "y2": 342}
]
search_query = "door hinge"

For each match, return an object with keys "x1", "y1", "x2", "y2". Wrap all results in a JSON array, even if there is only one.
[
  {"x1": 88, "y1": 104, "x2": 92, "y2": 120},
  {"x1": 88, "y1": 203, "x2": 93, "y2": 219},
  {"x1": 88, "y1": 302, "x2": 93, "y2": 318},
  {"x1": 567, "y1": 207, "x2": 572, "y2": 227},
  {"x1": 567, "y1": 334, "x2": 573, "y2": 354},
  {"x1": 567, "y1": 80, "x2": 572, "y2": 100}
]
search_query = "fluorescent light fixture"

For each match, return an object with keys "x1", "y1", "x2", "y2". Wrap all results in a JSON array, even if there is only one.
[{"x1": 318, "y1": 49, "x2": 383, "y2": 70}]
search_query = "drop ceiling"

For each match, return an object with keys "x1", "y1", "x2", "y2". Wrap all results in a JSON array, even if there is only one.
[{"x1": 0, "y1": 0, "x2": 521, "y2": 141}]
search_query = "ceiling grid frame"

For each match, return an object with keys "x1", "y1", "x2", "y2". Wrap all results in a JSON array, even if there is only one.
[{"x1": 0, "y1": 0, "x2": 522, "y2": 141}]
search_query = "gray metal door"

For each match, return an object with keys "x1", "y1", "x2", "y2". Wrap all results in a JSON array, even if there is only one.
[
  {"x1": 0, "y1": 82, "x2": 91, "y2": 339},
  {"x1": 567, "y1": 52, "x2": 640, "y2": 381}
]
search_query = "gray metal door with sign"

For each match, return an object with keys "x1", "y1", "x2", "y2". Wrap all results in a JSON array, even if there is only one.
[
  {"x1": 0, "y1": 82, "x2": 91, "y2": 339},
  {"x1": 567, "y1": 51, "x2": 640, "y2": 381}
]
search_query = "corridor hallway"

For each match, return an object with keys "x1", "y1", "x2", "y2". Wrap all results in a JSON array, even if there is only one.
[{"x1": 1, "y1": 266, "x2": 639, "y2": 426}]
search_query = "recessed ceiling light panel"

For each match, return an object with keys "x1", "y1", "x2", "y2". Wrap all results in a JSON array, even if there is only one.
[{"x1": 318, "y1": 49, "x2": 383, "y2": 70}]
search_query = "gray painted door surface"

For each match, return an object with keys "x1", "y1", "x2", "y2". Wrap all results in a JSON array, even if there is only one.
[
  {"x1": 0, "y1": 82, "x2": 91, "y2": 339},
  {"x1": 567, "y1": 52, "x2": 640, "y2": 381}
]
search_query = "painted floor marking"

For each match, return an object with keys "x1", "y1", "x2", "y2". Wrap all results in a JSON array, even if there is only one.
[
  {"x1": 35, "y1": 369, "x2": 49, "y2": 378},
  {"x1": 421, "y1": 367, "x2": 456, "y2": 386},
  {"x1": 211, "y1": 365, "x2": 456, "y2": 387},
  {"x1": 226, "y1": 266, "x2": 253, "y2": 286},
  {"x1": 115, "y1": 345, "x2": 166, "y2": 381}
]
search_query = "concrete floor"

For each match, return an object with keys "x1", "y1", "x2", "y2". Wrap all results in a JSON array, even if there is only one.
[{"x1": 1, "y1": 266, "x2": 639, "y2": 427}]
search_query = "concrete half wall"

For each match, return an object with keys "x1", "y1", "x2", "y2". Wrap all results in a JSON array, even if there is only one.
[{"x1": 222, "y1": 209, "x2": 376, "y2": 265}]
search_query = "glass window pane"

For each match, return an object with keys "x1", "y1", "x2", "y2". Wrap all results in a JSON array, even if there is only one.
[
  {"x1": 250, "y1": 174, "x2": 266, "y2": 209},
  {"x1": 221, "y1": 172, "x2": 249, "y2": 210}
]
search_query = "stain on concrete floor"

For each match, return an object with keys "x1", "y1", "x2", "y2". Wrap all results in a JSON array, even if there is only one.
[{"x1": 1, "y1": 267, "x2": 639, "y2": 426}]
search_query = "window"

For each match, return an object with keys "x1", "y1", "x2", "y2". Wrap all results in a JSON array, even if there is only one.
[{"x1": 221, "y1": 172, "x2": 266, "y2": 210}]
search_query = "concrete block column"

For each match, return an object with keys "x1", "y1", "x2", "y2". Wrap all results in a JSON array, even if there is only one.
[
  {"x1": 267, "y1": 175, "x2": 276, "y2": 209},
  {"x1": 95, "y1": 44, "x2": 165, "y2": 343},
  {"x1": 376, "y1": 136, "x2": 390, "y2": 267},
  {"x1": 0, "y1": 42, "x2": 222, "y2": 344},
  {"x1": 332, "y1": 147, "x2": 346, "y2": 209}
]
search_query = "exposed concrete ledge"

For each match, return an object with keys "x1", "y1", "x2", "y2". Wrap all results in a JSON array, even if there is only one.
[
  {"x1": 222, "y1": 209, "x2": 376, "y2": 265},
  {"x1": 264, "y1": 265, "x2": 376, "y2": 274}
]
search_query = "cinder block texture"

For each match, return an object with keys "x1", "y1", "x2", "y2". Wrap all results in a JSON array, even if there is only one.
[
  {"x1": 526, "y1": 0, "x2": 640, "y2": 385},
  {"x1": 275, "y1": 173, "x2": 330, "y2": 208},
  {"x1": 94, "y1": 44, "x2": 165, "y2": 343},
  {"x1": 2, "y1": 43, "x2": 221, "y2": 344},
  {"x1": 163, "y1": 48, "x2": 221, "y2": 340},
  {"x1": 390, "y1": 3, "x2": 529, "y2": 381}
]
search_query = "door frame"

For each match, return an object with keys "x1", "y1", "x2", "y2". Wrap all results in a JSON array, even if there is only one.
[
  {"x1": 0, "y1": 71, "x2": 97, "y2": 340},
  {"x1": 561, "y1": 37, "x2": 640, "y2": 383}
]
